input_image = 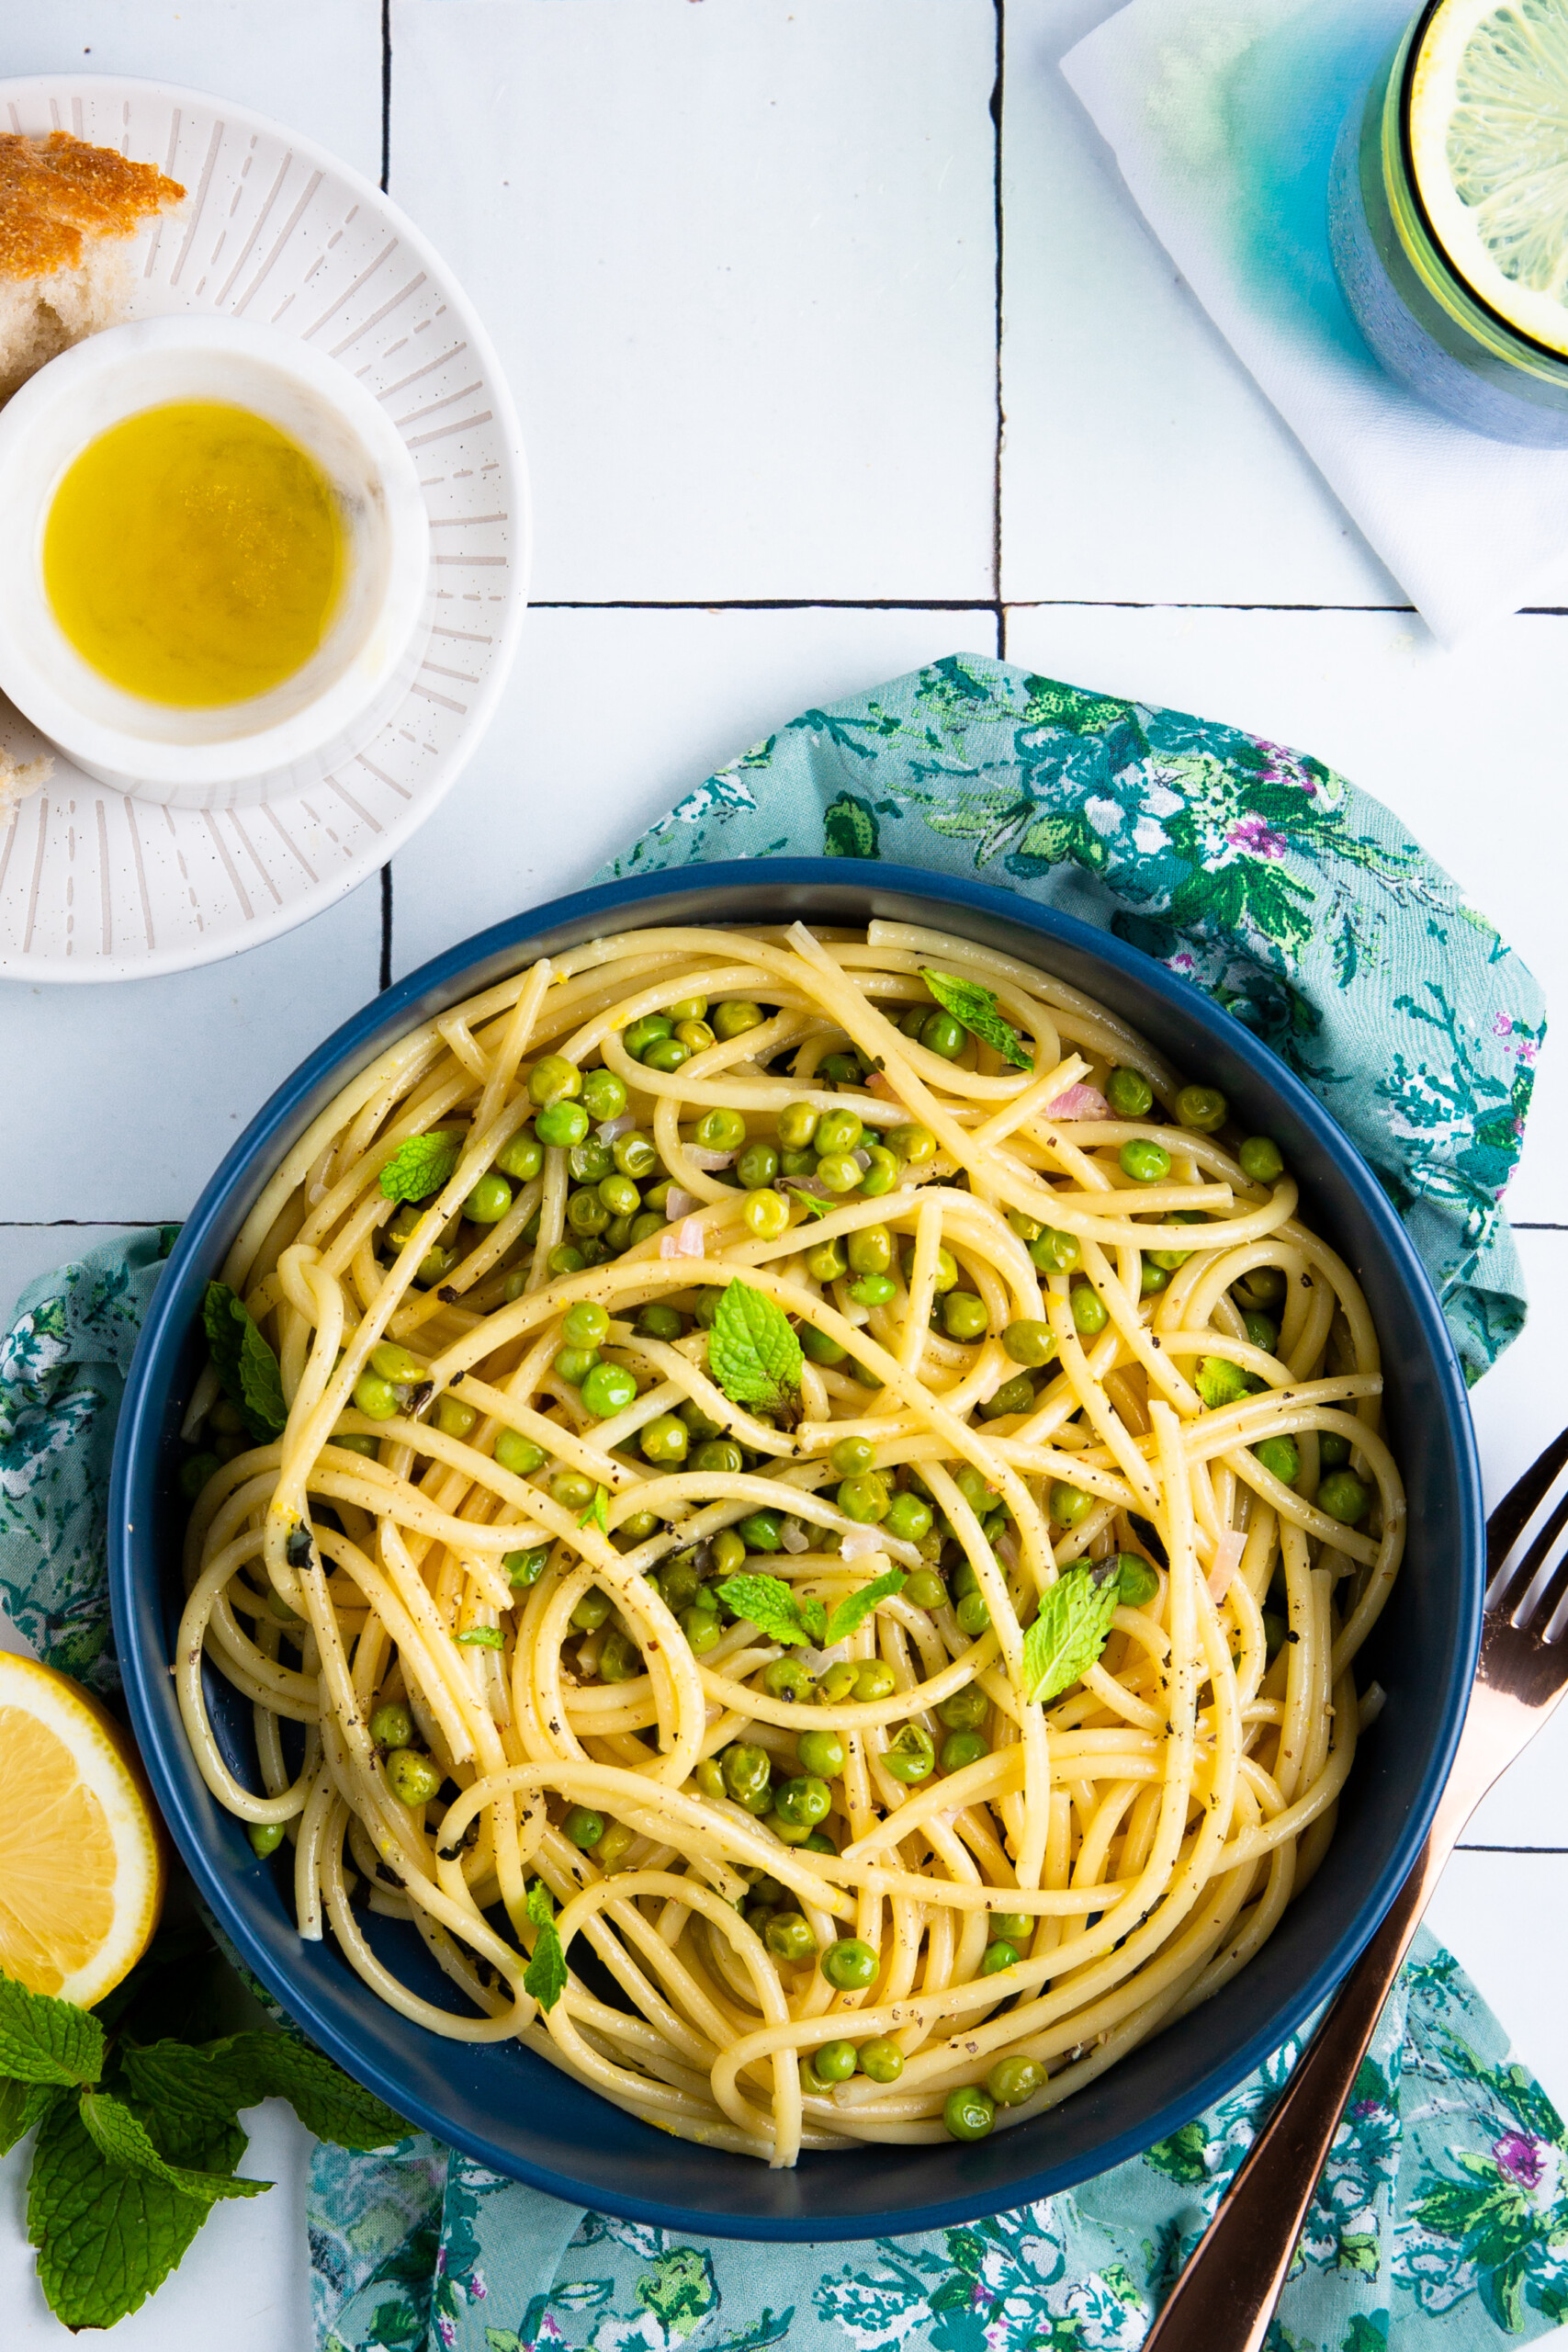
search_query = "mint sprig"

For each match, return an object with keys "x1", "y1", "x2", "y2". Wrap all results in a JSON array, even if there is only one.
[
  {"x1": 524, "y1": 1882, "x2": 568, "y2": 2014},
  {"x1": 714, "y1": 1564, "x2": 908, "y2": 1651},
  {"x1": 5, "y1": 1939, "x2": 408, "y2": 2332},
  {"x1": 1021, "y1": 1562, "x2": 1122, "y2": 1707},
  {"x1": 379, "y1": 1128, "x2": 465, "y2": 1204},
  {"x1": 577, "y1": 1485, "x2": 610, "y2": 1534},
  {"x1": 919, "y1": 969, "x2": 1032, "y2": 1070},
  {"x1": 707, "y1": 1281, "x2": 803, "y2": 1416},
  {"x1": 202, "y1": 1283, "x2": 287, "y2": 1442},
  {"x1": 823, "y1": 1565, "x2": 908, "y2": 1645}
]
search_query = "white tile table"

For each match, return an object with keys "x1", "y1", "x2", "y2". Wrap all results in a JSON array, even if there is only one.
[{"x1": 0, "y1": 1, "x2": 1563, "y2": 2342}]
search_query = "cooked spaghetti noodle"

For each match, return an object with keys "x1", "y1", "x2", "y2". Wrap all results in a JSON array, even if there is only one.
[{"x1": 177, "y1": 919, "x2": 1405, "y2": 2164}]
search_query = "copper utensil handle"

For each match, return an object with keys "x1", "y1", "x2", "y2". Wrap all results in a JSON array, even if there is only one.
[{"x1": 1142, "y1": 1813, "x2": 1458, "y2": 2352}]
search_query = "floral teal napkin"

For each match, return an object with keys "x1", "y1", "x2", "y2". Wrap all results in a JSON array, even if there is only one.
[{"x1": 0, "y1": 656, "x2": 1552, "y2": 2351}]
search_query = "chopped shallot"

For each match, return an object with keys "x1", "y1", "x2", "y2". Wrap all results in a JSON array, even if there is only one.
[
  {"x1": 849, "y1": 1148, "x2": 873, "y2": 1172},
  {"x1": 659, "y1": 1216, "x2": 707, "y2": 1260},
  {"x1": 595, "y1": 1114, "x2": 637, "y2": 1143},
  {"x1": 779, "y1": 1519, "x2": 812, "y2": 1554},
  {"x1": 839, "y1": 1527, "x2": 886, "y2": 1562},
  {"x1": 1044, "y1": 1083, "x2": 1111, "y2": 1121},
  {"x1": 686, "y1": 1148, "x2": 738, "y2": 1171},
  {"x1": 664, "y1": 1187, "x2": 702, "y2": 1222},
  {"x1": 1207, "y1": 1528, "x2": 1247, "y2": 1604},
  {"x1": 865, "y1": 1072, "x2": 908, "y2": 1111}
]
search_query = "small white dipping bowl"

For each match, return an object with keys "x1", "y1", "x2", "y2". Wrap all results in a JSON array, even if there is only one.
[{"x1": 0, "y1": 315, "x2": 431, "y2": 808}]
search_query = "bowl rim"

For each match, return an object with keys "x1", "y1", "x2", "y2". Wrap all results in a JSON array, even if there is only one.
[{"x1": 109, "y1": 857, "x2": 1483, "y2": 2238}]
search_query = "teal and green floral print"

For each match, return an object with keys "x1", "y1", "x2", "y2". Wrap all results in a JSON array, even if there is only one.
[{"x1": 603, "y1": 653, "x2": 1544, "y2": 1384}]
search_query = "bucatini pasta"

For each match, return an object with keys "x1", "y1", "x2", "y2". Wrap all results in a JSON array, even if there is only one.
[{"x1": 176, "y1": 918, "x2": 1405, "y2": 2164}]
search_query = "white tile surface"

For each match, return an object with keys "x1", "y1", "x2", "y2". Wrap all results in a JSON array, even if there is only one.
[
  {"x1": 390, "y1": 602, "x2": 1000, "y2": 978},
  {"x1": 389, "y1": 0, "x2": 999, "y2": 602},
  {"x1": 998, "y1": 0, "x2": 1401, "y2": 609},
  {"x1": 0, "y1": 0, "x2": 384, "y2": 182},
  {"x1": 1426, "y1": 1854, "x2": 1568, "y2": 2119},
  {"x1": 0, "y1": 890, "x2": 381, "y2": 1221},
  {"x1": 1001, "y1": 601, "x2": 1568, "y2": 1225}
]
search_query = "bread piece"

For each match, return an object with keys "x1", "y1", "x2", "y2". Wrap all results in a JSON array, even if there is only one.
[
  {"x1": 0, "y1": 132, "x2": 185, "y2": 403},
  {"x1": 0, "y1": 745, "x2": 52, "y2": 831}
]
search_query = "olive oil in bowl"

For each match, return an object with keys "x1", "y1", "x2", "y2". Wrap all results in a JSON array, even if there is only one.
[{"x1": 43, "y1": 400, "x2": 346, "y2": 707}]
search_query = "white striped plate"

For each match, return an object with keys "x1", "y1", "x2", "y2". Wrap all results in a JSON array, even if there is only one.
[{"x1": 0, "y1": 75, "x2": 528, "y2": 981}]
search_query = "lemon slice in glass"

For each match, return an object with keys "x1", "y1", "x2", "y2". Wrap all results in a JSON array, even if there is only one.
[
  {"x1": 1408, "y1": 0, "x2": 1568, "y2": 356},
  {"x1": 0, "y1": 1653, "x2": 165, "y2": 2007}
]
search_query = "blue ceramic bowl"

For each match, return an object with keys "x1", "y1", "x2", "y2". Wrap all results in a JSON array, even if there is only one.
[{"x1": 110, "y1": 861, "x2": 1482, "y2": 2239}]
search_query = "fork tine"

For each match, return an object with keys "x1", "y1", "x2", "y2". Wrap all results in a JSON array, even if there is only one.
[
  {"x1": 1508, "y1": 1482, "x2": 1568, "y2": 1634},
  {"x1": 1489, "y1": 1426, "x2": 1568, "y2": 1577}
]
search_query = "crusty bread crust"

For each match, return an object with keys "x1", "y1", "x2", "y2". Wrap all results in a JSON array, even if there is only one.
[{"x1": 0, "y1": 132, "x2": 186, "y2": 404}]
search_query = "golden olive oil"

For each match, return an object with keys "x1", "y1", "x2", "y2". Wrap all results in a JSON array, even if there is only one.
[{"x1": 42, "y1": 400, "x2": 346, "y2": 707}]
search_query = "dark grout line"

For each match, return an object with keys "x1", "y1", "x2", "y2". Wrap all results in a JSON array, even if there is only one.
[
  {"x1": 1008, "y1": 598, "x2": 1421, "y2": 616},
  {"x1": 378, "y1": 865, "x2": 394, "y2": 993},
  {"x1": 527, "y1": 598, "x2": 1001, "y2": 614},
  {"x1": 1514, "y1": 1224, "x2": 1568, "y2": 1232},
  {"x1": 1456, "y1": 1845, "x2": 1568, "y2": 1855},
  {"x1": 377, "y1": 0, "x2": 395, "y2": 988}
]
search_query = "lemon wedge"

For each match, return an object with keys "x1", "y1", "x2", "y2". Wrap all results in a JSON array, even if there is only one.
[
  {"x1": 0, "y1": 1654, "x2": 165, "y2": 2007},
  {"x1": 1409, "y1": 0, "x2": 1568, "y2": 355}
]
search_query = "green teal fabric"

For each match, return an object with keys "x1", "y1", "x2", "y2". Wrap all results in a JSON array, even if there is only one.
[{"x1": 0, "y1": 655, "x2": 1552, "y2": 2349}]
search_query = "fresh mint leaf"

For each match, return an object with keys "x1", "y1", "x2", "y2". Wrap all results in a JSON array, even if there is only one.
[
  {"x1": 919, "y1": 969, "x2": 1032, "y2": 1070},
  {"x1": 712, "y1": 1571, "x2": 824, "y2": 1648},
  {"x1": 1021, "y1": 1563, "x2": 1121, "y2": 1707},
  {"x1": 824, "y1": 1566, "x2": 908, "y2": 1648},
  {"x1": 0, "y1": 2076, "x2": 63, "y2": 2155},
  {"x1": 28, "y1": 2095, "x2": 211, "y2": 2330},
  {"x1": 119, "y1": 2034, "x2": 407, "y2": 2153},
  {"x1": 379, "y1": 1129, "x2": 465, "y2": 1204},
  {"x1": 577, "y1": 1486, "x2": 610, "y2": 1534},
  {"x1": 1196, "y1": 1355, "x2": 1261, "y2": 1409},
  {"x1": 78, "y1": 2090, "x2": 269, "y2": 2205},
  {"x1": 524, "y1": 1883, "x2": 568, "y2": 2015},
  {"x1": 202, "y1": 1283, "x2": 287, "y2": 1442},
  {"x1": 707, "y1": 1280, "x2": 803, "y2": 1415},
  {"x1": 456, "y1": 1626, "x2": 506, "y2": 1650},
  {"x1": 0, "y1": 1971, "x2": 103, "y2": 2087}
]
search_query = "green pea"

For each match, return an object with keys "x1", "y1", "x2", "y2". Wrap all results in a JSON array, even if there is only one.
[
  {"x1": 713, "y1": 1000, "x2": 767, "y2": 1041},
  {"x1": 852, "y1": 2038, "x2": 899, "y2": 2085},
  {"x1": 1318, "y1": 1469, "x2": 1371, "y2": 1524},
  {"x1": 899, "y1": 1006, "x2": 931, "y2": 1037},
  {"x1": 414, "y1": 1244, "x2": 458, "y2": 1289},
  {"x1": 1106, "y1": 1065, "x2": 1155, "y2": 1118},
  {"x1": 980, "y1": 1939, "x2": 1020, "y2": 1976},
  {"x1": 858, "y1": 1147, "x2": 901, "y2": 1197},
  {"x1": 905, "y1": 1568, "x2": 949, "y2": 1611},
  {"x1": 644, "y1": 1035, "x2": 692, "y2": 1073},
  {"x1": 815, "y1": 1107, "x2": 865, "y2": 1158},
  {"x1": 570, "y1": 1588, "x2": 611, "y2": 1633},
  {"x1": 1117, "y1": 1554, "x2": 1160, "y2": 1606},
  {"x1": 1050, "y1": 1481, "x2": 1093, "y2": 1528},
  {"x1": 458, "y1": 1172, "x2": 507, "y2": 1225},
  {"x1": 674, "y1": 1018, "x2": 716, "y2": 1053},
  {"x1": 623, "y1": 1013, "x2": 672, "y2": 1061},
  {"x1": 693, "y1": 1757, "x2": 727, "y2": 1801},
  {"x1": 942, "y1": 1292, "x2": 988, "y2": 1342},
  {"x1": 987, "y1": 2055, "x2": 1045, "y2": 2107},
  {"x1": 838, "y1": 1473, "x2": 890, "y2": 1524},
  {"x1": 982, "y1": 1374, "x2": 1035, "y2": 1421},
  {"x1": 886, "y1": 1123, "x2": 937, "y2": 1165},
  {"x1": 1239, "y1": 1313, "x2": 1277, "y2": 1357},
  {"x1": 956, "y1": 1591, "x2": 991, "y2": 1637},
  {"x1": 940, "y1": 1728, "x2": 989, "y2": 1772},
  {"x1": 943, "y1": 2085, "x2": 996, "y2": 2142},
  {"x1": 1263, "y1": 1608, "x2": 1288, "y2": 1658},
  {"x1": 506, "y1": 1545, "x2": 549, "y2": 1589},
  {"x1": 774, "y1": 1775, "x2": 832, "y2": 1826},
  {"x1": 566, "y1": 1190, "x2": 612, "y2": 1238},
  {"x1": 682, "y1": 1607, "x2": 721, "y2": 1655},
  {"x1": 803, "y1": 1828, "x2": 839, "y2": 1855},
  {"x1": 817, "y1": 1661, "x2": 858, "y2": 1704},
  {"x1": 1240, "y1": 1264, "x2": 1288, "y2": 1307},
  {"x1": 738, "y1": 1510, "x2": 784, "y2": 1552},
  {"x1": 1319, "y1": 1431, "x2": 1351, "y2": 1470},
  {"x1": 884, "y1": 1490, "x2": 933, "y2": 1544},
  {"x1": 695, "y1": 1106, "x2": 748, "y2": 1153},
  {"x1": 553, "y1": 1344, "x2": 600, "y2": 1388},
  {"x1": 581, "y1": 1362, "x2": 637, "y2": 1419},
  {"x1": 953, "y1": 1464, "x2": 993, "y2": 1514},
  {"x1": 369, "y1": 1701, "x2": 413, "y2": 1749},
  {"x1": 776, "y1": 1101, "x2": 819, "y2": 1149},
  {"x1": 778, "y1": 1148, "x2": 818, "y2": 1179},
  {"x1": 830, "y1": 1434, "x2": 875, "y2": 1476},
  {"x1": 853, "y1": 1659, "x2": 896, "y2": 1702},
  {"x1": 1177, "y1": 1084, "x2": 1228, "y2": 1133},
  {"x1": 807, "y1": 1239, "x2": 848, "y2": 1286},
  {"x1": 724, "y1": 1743, "x2": 773, "y2": 1804},
  {"x1": 711, "y1": 1528, "x2": 747, "y2": 1576},
  {"x1": 668, "y1": 995, "x2": 708, "y2": 1023},
  {"x1": 564, "y1": 1806, "x2": 605, "y2": 1849},
  {"x1": 496, "y1": 1126, "x2": 544, "y2": 1182},
  {"x1": 598, "y1": 1626, "x2": 640, "y2": 1681},
  {"x1": 920, "y1": 1011, "x2": 967, "y2": 1060},
  {"x1": 637, "y1": 1304, "x2": 684, "y2": 1342},
  {"x1": 353, "y1": 1371, "x2": 400, "y2": 1420},
  {"x1": 527, "y1": 1054, "x2": 581, "y2": 1109},
  {"x1": 536, "y1": 1101, "x2": 591, "y2": 1148},
  {"x1": 988, "y1": 1912, "x2": 1033, "y2": 1945},
  {"x1": 799, "y1": 2036, "x2": 852, "y2": 2085},
  {"x1": 552, "y1": 1469, "x2": 595, "y2": 1510},
  {"x1": 1134, "y1": 1261, "x2": 1168, "y2": 1298},
  {"x1": 643, "y1": 1180, "x2": 676, "y2": 1215},
  {"x1": 762, "y1": 1657, "x2": 817, "y2": 1703},
  {"x1": 580, "y1": 1068, "x2": 627, "y2": 1122},
  {"x1": 998, "y1": 1319, "x2": 1051, "y2": 1370},
  {"x1": 821, "y1": 1938, "x2": 879, "y2": 1991},
  {"x1": 734, "y1": 1140, "x2": 779, "y2": 1190},
  {"x1": 692, "y1": 1438, "x2": 745, "y2": 1476},
  {"x1": 386, "y1": 1748, "x2": 443, "y2": 1807},
  {"x1": 556, "y1": 1300, "x2": 604, "y2": 1351},
  {"x1": 796, "y1": 1727, "x2": 845, "y2": 1778},
  {"x1": 1120, "y1": 1137, "x2": 1171, "y2": 1184},
  {"x1": 1030, "y1": 1227, "x2": 1081, "y2": 1274},
  {"x1": 626, "y1": 1212, "x2": 665, "y2": 1248},
  {"x1": 547, "y1": 1243, "x2": 586, "y2": 1277},
  {"x1": 765, "y1": 1912, "x2": 818, "y2": 1963},
  {"x1": 248, "y1": 1821, "x2": 287, "y2": 1858},
  {"x1": 1071, "y1": 1283, "x2": 1109, "y2": 1336},
  {"x1": 743, "y1": 1189, "x2": 792, "y2": 1240},
  {"x1": 435, "y1": 1393, "x2": 478, "y2": 1440},
  {"x1": 845, "y1": 1272, "x2": 895, "y2": 1307},
  {"x1": 180, "y1": 1452, "x2": 220, "y2": 1500},
  {"x1": 493, "y1": 1429, "x2": 545, "y2": 1478},
  {"x1": 597, "y1": 1172, "x2": 640, "y2": 1218},
  {"x1": 1239, "y1": 1136, "x2": 1284, "y2": 1184},
  {"x1": 620, "y1": 1510, "x2": 659, "y2": 1543},
  {"x1": 800, "y1": 1325, "x2": 848, "y2": 1365},
  {"x1": 640, "y1": 1413, "x2": 689, "y2": 1465},
  {"x1": 883, "y1": 1724, "x2": 935, "y2": 1783}
]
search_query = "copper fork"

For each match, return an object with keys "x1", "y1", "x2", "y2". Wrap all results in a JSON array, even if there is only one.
[{"x1": 1144, "y1": 1426, "x2": 1568, "y2": 2352}]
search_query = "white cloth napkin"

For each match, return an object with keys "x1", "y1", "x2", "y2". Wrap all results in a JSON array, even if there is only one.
[{"x1": 1061, "y1": 0, "x2": 1568, "y2": 646}]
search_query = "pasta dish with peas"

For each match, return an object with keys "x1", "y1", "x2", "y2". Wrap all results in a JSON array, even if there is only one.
[{"x1": 176, "y1": 917, "x2": 1404, "y2": 2165}]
